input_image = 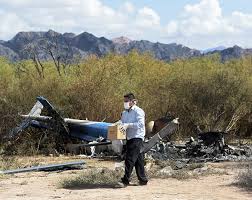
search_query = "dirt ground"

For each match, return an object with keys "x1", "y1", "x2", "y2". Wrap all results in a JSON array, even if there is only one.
[{"x1": 0, "y1": 157, "x2": 251, "y2": 200}]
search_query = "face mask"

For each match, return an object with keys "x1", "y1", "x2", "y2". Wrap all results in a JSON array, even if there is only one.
[{"x1": 124, "y1": 102, "x2": 131, "y2": 110}]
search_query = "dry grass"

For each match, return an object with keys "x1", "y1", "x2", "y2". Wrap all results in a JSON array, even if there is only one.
[
  {"x1": 187, "y1": 163, "x2": 205, "y2": 170},
  {"x1": 235, "y1": 163, "x2": 252, "y2": 190},
  {"x1": 59, "y1": 166, "x2": 196, "y2": 189},
  {"x1": 58, "y1": 161, "x2": 209, "y2": 189},
  {"x1": 0, "y1": 174, "x2": 7, "y2": 179},
  {"x1": 148, "y1": 167, "x2": 198, "y2": 180},
  {"x1": 0, "y1": 156, "x2": 22, "y2": 170},
  {"x1": 171, "y1": 170, "x2": 192, "y2": 180},
  {"x1": 58, "y1": 168, "x2": 123, "y2": 188},
  {"x1": 0, "y1": 155, "x2": 231, "y2": 187}
]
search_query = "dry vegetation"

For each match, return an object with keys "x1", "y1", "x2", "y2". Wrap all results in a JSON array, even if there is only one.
[
  {"x1": 1, "y1": 161, "x2": 251, "y2": 200},
  {"x1": 58, "y1": 168, "x2": 123, "y2": 188},
  {"x1": 0, "y1": 155, "x2": 251, "y2": 200},
  {"x1": 58, "y1": 159, "x2": 230, "y2": 189},
  {"x1": 0, "y1": 52, "x2": 251, "y2": 154},
  {"x1": 236, "y1": 163, "x2": 252, "y2": 190}
]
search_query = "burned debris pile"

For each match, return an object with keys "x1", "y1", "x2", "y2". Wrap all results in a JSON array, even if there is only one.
[{"x1": 147, "y1": 132, "x2": 252, "y2": 163}]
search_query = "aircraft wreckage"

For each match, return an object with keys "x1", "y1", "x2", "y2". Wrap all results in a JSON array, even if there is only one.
[
  {"x1": 7, "y1": 96, "x2": 251, "y2": 162},
  {"x1": 7, "y1": 96, "x2": 179, "y2": 156}
]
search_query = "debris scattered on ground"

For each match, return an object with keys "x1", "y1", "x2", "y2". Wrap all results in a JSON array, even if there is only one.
[
  {"x1": 159, "y1": 166, "x2": 173, "y2": 176},
  {"x1": 0, "y1": 160, "x2": 85, "y2": 174},
  {"x1": 146, "y1": 132, "x2": 252, "y2": 163}
]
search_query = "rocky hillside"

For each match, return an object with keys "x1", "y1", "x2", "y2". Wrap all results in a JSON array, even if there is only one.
[
  {"x1": 209, "y1": 45, "x2": 252, "y2": 61},
  {"x1": 0, "y1": 30, "x2": 251, "y2": 62},
  {"x1": 0, "y1": 30, "x2": 200, "y2": 62}
]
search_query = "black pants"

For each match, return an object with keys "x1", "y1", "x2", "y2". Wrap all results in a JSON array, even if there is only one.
[{"x1": 122, "y1": 138, "x2": 148, "y2": 184}]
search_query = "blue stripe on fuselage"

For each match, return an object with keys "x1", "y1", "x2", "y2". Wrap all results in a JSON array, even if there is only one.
[{"x1": 68, "y1": 122, "x2": 112, "y2": 141}]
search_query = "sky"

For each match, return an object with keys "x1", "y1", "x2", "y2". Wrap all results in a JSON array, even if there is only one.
[{"x1": 0, "y1": 0, "x2": 252, "y2": 49}]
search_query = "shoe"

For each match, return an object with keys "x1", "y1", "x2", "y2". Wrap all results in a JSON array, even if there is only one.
[
  {"x1": 115, "y1": 181, "x2": 128, "y2": 188},
  {"x1": 139, "y1": 181, "x2": 148, "y2": 186}
]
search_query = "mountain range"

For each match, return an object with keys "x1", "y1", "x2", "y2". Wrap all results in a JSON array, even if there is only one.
[
  {"x1": 201, "y1": 46, "x2": 226, "y2": 54},
  {"x1": 0, "y1": 30, "x2": 251, "y2": 62}
]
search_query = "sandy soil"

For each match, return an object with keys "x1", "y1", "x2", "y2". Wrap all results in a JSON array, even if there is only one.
[{"x1": 0, "y1": 158, "x2": 251, "y2": 200}]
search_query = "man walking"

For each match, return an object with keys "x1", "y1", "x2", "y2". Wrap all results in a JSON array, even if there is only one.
[{"x1": 118, "y1": 93, "x2": 148, "y2": 187}]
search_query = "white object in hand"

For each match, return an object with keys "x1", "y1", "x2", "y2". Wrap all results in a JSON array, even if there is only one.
[{"x1": 119, "y1": 123, "x2": 128, "y2": 135}]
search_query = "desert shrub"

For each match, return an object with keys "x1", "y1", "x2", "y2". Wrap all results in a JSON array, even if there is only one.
[{"x1": 0, "y1": 52, "x2": 251, "y2": 154}]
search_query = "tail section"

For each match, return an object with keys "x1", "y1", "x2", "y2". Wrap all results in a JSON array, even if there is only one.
[
  {"x1": 8, "y1": 100, "x2": 44, "y2": 139},
  {"x1": 8, "y1": 96, "x2": 68, "y2": 139},
  {"x1": 36, "y1": 96, "x2": 69, "y2": 134},
  {"x1": 28, "y1": 100, "x2": 44, "y2": 116}
]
